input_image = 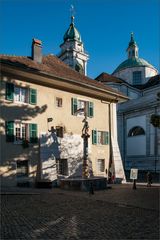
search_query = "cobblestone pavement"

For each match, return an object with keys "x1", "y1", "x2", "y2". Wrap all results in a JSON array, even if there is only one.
[{"x1": 1, "y1": 184, "x2": 160, "y2": 240}]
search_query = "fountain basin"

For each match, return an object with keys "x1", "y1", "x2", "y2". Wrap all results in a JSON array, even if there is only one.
[{"x1": 60, "y1": 177, "x2": 107, "y2": 191}]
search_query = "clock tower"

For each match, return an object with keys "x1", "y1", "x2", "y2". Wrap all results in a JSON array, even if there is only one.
[{"x1": 58, "y1": 16, "x2": 89, "y2": 76}]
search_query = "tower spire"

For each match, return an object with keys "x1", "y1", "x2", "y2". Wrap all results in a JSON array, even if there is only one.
[
  {"x1": 130, "y1": 32, "x2": 134, "y2": 43},
  {"x1": 127, "y1": 32, "x2": 139, "y2": 59},
  {"x1": 58, "y1": 7, "x2": 89, "y2": 76},
  {"x1": 71, "y1": 15, "x2": 75, "y2": 24}
]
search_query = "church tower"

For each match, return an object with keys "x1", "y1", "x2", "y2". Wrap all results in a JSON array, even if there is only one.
[
  {"x1": 126, "y1": 32, "x2": 139, "y2": 59},
  {"x1": 58, "y1": 15, "x2": 89, "y2": 75}
]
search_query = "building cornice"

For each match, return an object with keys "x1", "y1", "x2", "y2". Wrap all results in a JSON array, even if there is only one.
[{"x1": 1, "y1": 62, "x2": 128, "y2": 103}]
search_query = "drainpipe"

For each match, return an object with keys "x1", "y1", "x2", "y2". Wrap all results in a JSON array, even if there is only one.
[
  {"x1": 122, "y1": 112, "x2": 126, "y2": 171},
  {"x1": 108, "y1": 102, "x2": 114, "y2": 175}
]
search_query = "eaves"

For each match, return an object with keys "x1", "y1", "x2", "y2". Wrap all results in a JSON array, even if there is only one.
[{"x1": 1, "y1": 62, "x2": 128, "y2": 103}]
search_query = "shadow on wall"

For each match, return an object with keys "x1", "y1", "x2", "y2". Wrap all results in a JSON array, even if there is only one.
[
  {"x1": 0, "y1": 130, "x2": 92, "y2": 187},
  {"x1": 0, "y1": 79, "x2": 93, "y2": 186},
  {"x1": 40, "y1": 132, "x2": 93, "y2": 181},
  {"x1": 0, "y1": 103, "x2": 48, "y2": 121},
  {"x1": 69, "y1": 158, "x2": 93, "y2": 178},
  {"x1": 0, "y1": 132, "x2": 41, "y2": 187},
  {"x1": 0, "y1": 77, "x2": 50, "y2": 186}
]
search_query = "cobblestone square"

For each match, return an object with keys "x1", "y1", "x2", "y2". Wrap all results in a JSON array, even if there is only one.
[{"x1": 1, "y1": 184, "x2": 159, "y2": 240}]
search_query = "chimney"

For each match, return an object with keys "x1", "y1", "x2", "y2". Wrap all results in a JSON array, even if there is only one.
[{"x1": 32, "y1": 38, "x2": 42, "y2": 63}]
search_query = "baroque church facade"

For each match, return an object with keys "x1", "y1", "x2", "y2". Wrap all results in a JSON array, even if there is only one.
[{"x1": 96, "y1": 33, "x2": 160, "y2": 173}]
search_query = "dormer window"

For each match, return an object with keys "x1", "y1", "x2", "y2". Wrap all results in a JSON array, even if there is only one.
[{"x1": 133, "y1": 71, "x2": 142, "y2": 85}]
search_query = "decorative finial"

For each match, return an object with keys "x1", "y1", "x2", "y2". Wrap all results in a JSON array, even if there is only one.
[
  {"x1": 71, "y1": 15, "x2": 75, "y2": 24},
  {"x1": 131, "y1": 32, "x2": 134, "y2": 41},
  {"x1": 70, "y1": 4, "x2": 76, "y2": 23}
]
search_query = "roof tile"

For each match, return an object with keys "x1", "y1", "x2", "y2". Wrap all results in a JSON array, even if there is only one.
[{"x1": 0, "y1": 54, "x2": 126, "y2": 98}]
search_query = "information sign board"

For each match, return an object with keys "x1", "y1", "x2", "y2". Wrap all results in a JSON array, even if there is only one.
[{"x1": 130, "y1": 168, "x2": 138, "y2": 180}]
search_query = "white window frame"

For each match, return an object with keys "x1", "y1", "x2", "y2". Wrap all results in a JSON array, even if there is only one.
[
  {"x1": 14, "y1": 86, "x2": 27, "y2": 103},
  {"x1": 14, "y1": 122, "x2": 28, "y2": 144},
  {"x1": 77, "y1": 99, "x2": 85, "y2": 116},
  {"x1": 97, "y1": 159, "x2": 105, "y2": 172},
  {"x1": 97, "y1": 131, "x2": 102, "y2": 145},
  {"x1": 56, "y1": 97, "x2": 63, "y2": 108},
  {"x1": 57, "y1": 159, "x2": 68, "y2": 176}
]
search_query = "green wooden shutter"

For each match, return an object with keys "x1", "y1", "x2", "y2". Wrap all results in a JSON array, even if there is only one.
[
  {"x1": 71, "y1": 98, "x2": 78, "y2": 115},
  {"x1": 6, "y1": 83, "x2": 14, "y2": 101},
  {"x1": 29, "y1": 124, "x2": 38, "y2": 143},
  {"x1": 29, "y1": 89, "x2": 37, "y2": 105},
  {"x1": 88, "y1": 102, "x2": 94, "y2": 117},
  {"x1": 6, "y1": 121, "x2": 14, "y2": 142},
  {"x1": 103, "y1": 131, "x2": 109, "y2": 145},
  {"x1": 92, "y1": 130, "x2": 97, "y2": 145}
]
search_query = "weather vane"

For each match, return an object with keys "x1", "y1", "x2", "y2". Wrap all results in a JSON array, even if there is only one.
[{"x1": 70, "y1": 4, "x2": 76, "y2": 17}]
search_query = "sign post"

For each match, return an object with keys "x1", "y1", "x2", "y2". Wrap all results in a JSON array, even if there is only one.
[{"x1": 130, "y1": 168, "x2": 138, "y2": 189}]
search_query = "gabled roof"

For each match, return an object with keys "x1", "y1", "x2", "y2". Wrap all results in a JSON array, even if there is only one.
[
  {"x1": 145, "y1": 74, "x2": 160, "y2": 87},
  {"x1": 95, "y1": 72, "x2": 125, "y2": 84},
  {"x1": 0, "y1": 54, "x2": 128, "y2": 101},
  {"x1": 95, "y1": 71, "x2": 160, "y2": 92}
]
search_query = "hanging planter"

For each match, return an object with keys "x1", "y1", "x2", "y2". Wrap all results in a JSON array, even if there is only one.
[
  {"x1": 22, "y1": 139, "x2": 29, "y2": 148},
  {"x1": 150, "y1": 114, "x2": 160, "y2": 128}
]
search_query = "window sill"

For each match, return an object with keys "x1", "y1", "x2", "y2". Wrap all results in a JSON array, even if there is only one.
[{"x1": 92, "y1": 144, "x2": 108, "y2": 146}]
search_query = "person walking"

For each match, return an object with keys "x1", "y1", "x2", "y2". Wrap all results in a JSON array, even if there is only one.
[
  {"x1": 108, "y1": 171, "x2": 112, "y2": 184},
  {"x1": 147, "y1": 171, "x2": 152, "y2": 187}
]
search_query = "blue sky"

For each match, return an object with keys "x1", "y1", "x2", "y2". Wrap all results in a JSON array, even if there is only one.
[{"x1": 0, "y1": 0, "x2": 159, "y2": 78}]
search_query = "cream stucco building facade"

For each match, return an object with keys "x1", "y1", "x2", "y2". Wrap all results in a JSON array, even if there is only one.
[{"x1": 0, "y1": 36, "x2": 127, "y2": 187}]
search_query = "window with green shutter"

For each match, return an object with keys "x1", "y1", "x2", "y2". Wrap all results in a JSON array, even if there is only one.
[
  {"x1": 6, "y1": 83, "x2": 14, "y2": 101},
  {"x1": 87, "y1": 102, "x2": 94, "y2": 117},
  {"x1": 92, "y1": 130, "x2": 109, "y2": 145},
  {"x1": 29, "y1": 124, "x2": 38, "y2": 143},
  {"x1": 71, "y1": 98, "x2": 78, "y2": 115},
  {"x1": 6, "y1": 121, "x2": 14, "y2": 142},
  {"x1": 92, "y1": 130, "x2": 97, "y2": 144},
  {"x1": 29, "y1": 89, "x2": 37, "y2": 105}
]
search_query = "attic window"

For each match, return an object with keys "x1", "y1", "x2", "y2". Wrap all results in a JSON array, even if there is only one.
[{"x1": 133, "y1": 71, "x2": 142, "y2": 85}]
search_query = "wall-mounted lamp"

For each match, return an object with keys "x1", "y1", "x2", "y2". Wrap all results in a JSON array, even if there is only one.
[{"x1": 47, "y1": 118, "x2": 53, "y2": 122}]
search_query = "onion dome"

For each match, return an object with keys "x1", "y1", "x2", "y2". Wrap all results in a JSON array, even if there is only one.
[{"x1": 63, "y1": 16, "x2": 82, "y2": 42}]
